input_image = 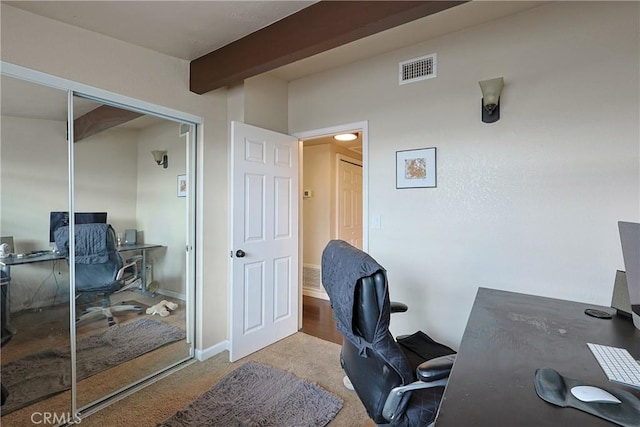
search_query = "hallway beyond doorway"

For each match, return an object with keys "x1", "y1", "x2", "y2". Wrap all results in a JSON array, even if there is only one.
[{"x1": 301, "y1": 296, "x2": 342, "y2": 345}]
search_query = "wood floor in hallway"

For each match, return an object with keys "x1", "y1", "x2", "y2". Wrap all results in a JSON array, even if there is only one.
[{"x1": 300, "y1": 295, "x2": 342, "y2": 345}]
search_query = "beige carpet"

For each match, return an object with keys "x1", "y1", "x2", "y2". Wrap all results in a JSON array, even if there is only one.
[{"x1": 5, "y1": 332, "x2": 372, "y2": 426}]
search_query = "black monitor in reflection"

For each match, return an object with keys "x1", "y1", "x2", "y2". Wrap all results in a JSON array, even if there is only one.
[{"x1": 49, "y1": 211, "x2": 108, "y2": 243}]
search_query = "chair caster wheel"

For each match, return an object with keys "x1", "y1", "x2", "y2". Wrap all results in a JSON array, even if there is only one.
[{"x1": 343, "y1": 375, "x2": 354, "y2": 390}]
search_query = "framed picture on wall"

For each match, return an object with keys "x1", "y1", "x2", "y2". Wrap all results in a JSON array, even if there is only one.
[
  {"x1": 177, "y1": 174, "x2": 187, "y2": 197},
  {"x1": 396, "y1": 147, "x2": 437, "y2": 189}
]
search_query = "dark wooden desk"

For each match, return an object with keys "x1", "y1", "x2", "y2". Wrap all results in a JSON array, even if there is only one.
[{"x1": 435, "y1": 287, "x2": 640, "y2": 426}]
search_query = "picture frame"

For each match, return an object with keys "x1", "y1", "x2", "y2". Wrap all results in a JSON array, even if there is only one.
[
  {"x1": 177, "y1": 174, "x2": 187, "y2": 197},
  {"x1": 396, "y1": 147, "x2": 437, "y2": 189}
]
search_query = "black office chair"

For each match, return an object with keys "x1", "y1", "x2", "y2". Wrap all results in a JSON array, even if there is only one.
[
  {"x1": 54, "y1": 223, "x2": 142, "y2": 326},
  {"x1": 321, "y1": 240, "x2": 456, "y2": 426}
]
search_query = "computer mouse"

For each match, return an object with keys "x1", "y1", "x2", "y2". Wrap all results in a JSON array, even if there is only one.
[{"x1": 570, "y1": 386, "x2": 621, "y2": 404}]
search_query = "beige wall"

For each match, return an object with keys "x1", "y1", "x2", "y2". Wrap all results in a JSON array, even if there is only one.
[
  {"x1": 1, "y1": 4, "x2": 230, "y2": 349},
  {"x1": 289, "y1": 1, "x2": 640, "y2": 348},
  {"x1": 227, "y1": 74, "x2": 289, "y2": 134},
  {"x1": 302, "y1": 144, "x2": 331, "y2": 267},
  {"x1": 244, "y1": 74, "x2": 289, "y2": 134}
]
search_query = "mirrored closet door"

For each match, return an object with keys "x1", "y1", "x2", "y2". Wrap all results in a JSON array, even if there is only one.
[
  {"x1": 1, "y1": 69, "x2": 196, "y2": 425},
  {"x1": 1, "y1": 75, "x2": 73, "y2": 423},
  {"x1": 70, "y1": 94, "x2": 194, "y2": 410}
]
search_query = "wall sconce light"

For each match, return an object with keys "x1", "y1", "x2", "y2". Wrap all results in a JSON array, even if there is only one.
[
  {"x1": 151, "y1": 150, "x2": 168, "y2": 169},
  {"x1": 479, "y1": 77, "x2": 504, "y2": 123}
]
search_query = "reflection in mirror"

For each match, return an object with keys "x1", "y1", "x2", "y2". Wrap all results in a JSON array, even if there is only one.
[
  {"x1": 70, "y1": 95, "x2": 193, "y2": 410},
  {"x1": 1, "y1": 75, "x2": 72, "y2": 423},
  {"x1": 1, "y1": 74, "x2": 195, "y2": 422}
]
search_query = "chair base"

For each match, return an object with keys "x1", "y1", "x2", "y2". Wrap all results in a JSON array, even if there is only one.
[
  {"x1": 77, "y1": 302, "x2": 142, "y2": 327},
  {"x1": 343, "y1": 375, "x2": 355, "y2": 390}
]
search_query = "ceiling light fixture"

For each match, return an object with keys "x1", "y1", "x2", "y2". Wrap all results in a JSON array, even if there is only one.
[{"x1": 334, "y1": 133, "x2": 358, "y2": 141}]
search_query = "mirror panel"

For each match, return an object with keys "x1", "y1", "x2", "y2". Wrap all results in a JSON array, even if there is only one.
[
  {"x1": 70, "y1": 95, "x2": 193, "y2": 409},
  {"x1": 0, "y1": 72, "x2": 195, "y2": 422},
  {"x1": 1, "y1": 75, "x2": 73, "y2": 423}
]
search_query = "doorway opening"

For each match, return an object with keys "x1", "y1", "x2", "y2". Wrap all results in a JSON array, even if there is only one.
[{"x1": 296, "y1": 122, "x2": 367, "y2": 343}]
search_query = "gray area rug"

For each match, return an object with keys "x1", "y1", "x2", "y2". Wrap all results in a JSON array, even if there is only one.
[
  {"x1": 158, "y1": 361, "x2": 343, "y2": 427},
  {"x1": 1, "y1": 318, "x2": 185, "y2": 414}
]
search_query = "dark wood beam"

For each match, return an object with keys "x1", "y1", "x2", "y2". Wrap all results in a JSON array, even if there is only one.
[
  {"x1": 74, "y1": 105, "x2": 143, "y2": 142},
  {"x1": 190, "y1": 1, "x2": 467, "y2": 94}
]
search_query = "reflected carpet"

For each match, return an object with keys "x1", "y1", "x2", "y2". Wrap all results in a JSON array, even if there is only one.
[
  {"x1": 158, "y1": 361, "x2": 343, "y2": 427},
  {"x1": 1, "y1": 318, "x2": 185, "y2": 414}
]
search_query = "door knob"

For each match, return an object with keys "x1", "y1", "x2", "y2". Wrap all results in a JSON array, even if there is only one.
[{"x1": 235, "y1": 249, "x2": 246, "y2": 258}]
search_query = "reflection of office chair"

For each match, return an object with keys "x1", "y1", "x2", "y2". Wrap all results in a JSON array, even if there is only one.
[
  {"x1": 1, "y1": 271, "x2": 11, "y2": 406},
  {"x1": 1, "y1": 270, "x2": 11, "y2": 332},
  {"x1": 54, "y1": 223, "x2": 142, "y2": 327},
  {"x1": 321, "y1": 240, "x2": 456, "y2": 427},
  {"x1": 1, "y1": 324, "x2": 11, "y2": 406}
]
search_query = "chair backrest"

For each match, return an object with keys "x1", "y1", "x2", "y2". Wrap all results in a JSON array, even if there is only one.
[
  {"x1": 344, "y1": 271, "x2": 416, "y2": 423},
  {"x1": 321, "y1": 240, "x2": 413, "y2": 424},
  {"x1": 54, "y1": 223, "x2": 123, "y2": 293}
]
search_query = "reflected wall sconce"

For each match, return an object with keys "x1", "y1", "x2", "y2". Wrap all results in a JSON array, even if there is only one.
[
  {"x1": 152, "y1": 150, "x2": 168, "y2": 168},
  {"x1": 479, "y1": 77, "x2": 504, "y2": 123}
]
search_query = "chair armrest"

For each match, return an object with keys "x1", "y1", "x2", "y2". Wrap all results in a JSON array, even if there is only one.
[
  {"x1": 116, "y1": 257, "x2": 140, "y2": 281},
  {"x1": 382, "y1": 355, "x2": 456, "y2": 422},
  {"x1": 382, "y1": 377, "x2": 449, "y2": 423},
  {"x1": 125, "y1": 255, "x2": 142, "y2": 264},
  {"x1": 416, "y1": 354, "x2": 456, "y2": 382},
  {"x1": 390, "y1": 301, "x2": 408, "y2": 313}
]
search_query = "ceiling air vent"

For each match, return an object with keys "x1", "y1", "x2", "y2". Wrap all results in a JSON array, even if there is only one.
[{"x1": 399, "y1": 54, "x2": 436, "y2": 85}]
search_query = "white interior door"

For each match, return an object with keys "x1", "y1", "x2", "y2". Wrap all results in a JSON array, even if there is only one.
[
  {"x1": 230, "y1": 121, "x2": 299, "y2": 361},
  {"x1": 337, "y1": 155, "x2": 363, "y2": 249}
]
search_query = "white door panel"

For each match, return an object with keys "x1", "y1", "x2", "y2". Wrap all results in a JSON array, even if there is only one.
[
  {"x1": 231, "y1": 121, "x2": 299, "y2": 361},
  {"x1": 337, "y1": 156, "x2": 363, "y2": 249}
]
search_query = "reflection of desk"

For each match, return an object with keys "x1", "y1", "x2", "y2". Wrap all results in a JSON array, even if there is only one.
[
  {"x1": 0, "y1": 244, "x2": 162, "y2": 329},
  {"x1": 1, "y1": 252, "x2": 64, "y2": 268},
  {"x1": 436, "y1": 288, "x2": 640, "y2": 426},
  {"x1": 116, "y1": 244, "x2": 162, "y2": 297},
  {"x1": 1, "y1": 252, "x2": 64, "y2": 334}
]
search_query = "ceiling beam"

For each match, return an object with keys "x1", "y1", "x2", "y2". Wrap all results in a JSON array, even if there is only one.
[
  {"x1": 190, "y1": 1, "x2": 467, "y2": 94},
  {"x1": 74, "y1": 105, "x2": 143, "y2": 142}
]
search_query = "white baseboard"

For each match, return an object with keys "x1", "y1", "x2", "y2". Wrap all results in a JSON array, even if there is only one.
[
  {"x1": 303, "y1": 287, "x2": 329, "y2": 300},
  {"x1": 156, "y1": 288, "x2": 186, "y2": 301},
  {"x1": 195, "y1": 340, "x2": 229, "y2": 361}
]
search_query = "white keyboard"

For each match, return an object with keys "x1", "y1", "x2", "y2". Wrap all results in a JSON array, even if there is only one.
[{"x1": 587, "y1": 343, "x2": 640, "y2": 389}]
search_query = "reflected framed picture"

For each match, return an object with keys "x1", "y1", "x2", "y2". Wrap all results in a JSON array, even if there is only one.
[
  {"x1": 396, "y1": 147, "x2": 436, "y2": 189},
  {"x1": 177, "y1": 174, "x2": 187, "y2": 197}
]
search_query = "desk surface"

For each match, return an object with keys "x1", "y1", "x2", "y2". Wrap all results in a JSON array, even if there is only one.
[
  {"x1": 0, "y1": 252, "x2": 63, "y2": 266},
  {"x1": 0, "y1": 244, "x2": 162, "y2": 267},
  {"x1": 116, "y1": 243, "x2": 162, "y2": 252},
  {"x1": 435, "y1": 287, "x2": 640, "y2": 426}
]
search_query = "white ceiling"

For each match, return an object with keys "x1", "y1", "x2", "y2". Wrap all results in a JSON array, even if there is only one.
[{"x1": 4, "y1": 1, "x2": 317, "y2": 61}]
